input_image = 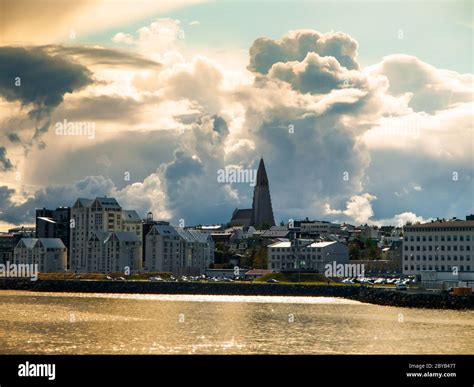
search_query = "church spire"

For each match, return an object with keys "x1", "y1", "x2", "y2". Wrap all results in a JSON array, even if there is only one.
[{"x1": 250, "y1": 158, "x2": 275, "y2": 228}]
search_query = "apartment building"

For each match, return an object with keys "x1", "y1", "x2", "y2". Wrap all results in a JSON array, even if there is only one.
[
  {"x1": 70, "y1": 197, "x2": 141, "y2": 273},
  {"x1": 402, "y1": 220, "x2": 474, "y2": 277},
  {"x1": 87, "y1": 231, "x2": 142, "y2": 273},
  {"x1": 145, "y1": 225, "x2": 214, "y2": 274},
  {"x1": 14, "y1": 238, "x2": 67, "y2": 272}
]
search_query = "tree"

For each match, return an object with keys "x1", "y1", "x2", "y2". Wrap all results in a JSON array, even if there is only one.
[{"x1": 253, "y1": 246, "x2": 268, "y2": 269}]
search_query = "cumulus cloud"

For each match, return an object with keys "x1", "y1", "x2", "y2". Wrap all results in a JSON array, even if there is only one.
[
  {"x1": 269, "y1": 52, "x2": 368, "y2": 94},
  {"x1": 369, "y1": 54, "x2": 473, "y2": 113},
  {"x1": 112, "y1": 18, "x2": 183, "y2": 56},
  {"x1": 325, "y1": 194, "x2": 429, "y2": 226},
  {"x1": 1, "y1": 25, "x2": 472, "y2": 229},
  {"x1": 248, "y1": 29, "x2": 359, "y2": 74},
  {"x1": 325, "y1": 193, "x2": 377, "y2": 224}
]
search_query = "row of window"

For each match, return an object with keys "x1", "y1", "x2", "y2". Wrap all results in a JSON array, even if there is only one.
[
  {"x1": 404, "y1": 255, "x2": 471, "y2": 261},
  {"x1": 271, "y1": 254, "x2": 322, "y2": 260},
  {"x1": 404, "y1": 235, "x2": 472, "y2": 242},
  {"x1": 272, "y1": 247, "x2": 323, "y2": 252},
  {"x1": 405, "y1": 245, "x2": 471, "y2": 251},
  {"x1": 404, "y1": 265, "x2": 471, "y2": 271}
]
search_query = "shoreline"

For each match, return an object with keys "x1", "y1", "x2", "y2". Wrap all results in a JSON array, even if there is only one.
[{"x1": 0, "y1": 279, "x2": 472, "y2": 310}]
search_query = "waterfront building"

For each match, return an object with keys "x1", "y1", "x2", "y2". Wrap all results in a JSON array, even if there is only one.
[
  {"x1": 267, "y1": 239, "x2": 349, "y2": 272},
  {"x1": 86, "y1": 231, "x2": 142, "y2": 273},
  {"x1": 145, "y1": 224, "x2": 214, "y2": 274},
  {"x1": 70, "y1": 197, "x2": 141, "y2": 272},
  {"x1": 13, "y1": 238, "x2": 67, "y2": 272},
  {"x1": 402, "y1": 219, "x2": 474, "y2": 281}
]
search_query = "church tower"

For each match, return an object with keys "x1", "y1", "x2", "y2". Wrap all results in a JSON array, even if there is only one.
[{"x1": 250, "y1": 158, "x2": 275, "y2": 228}]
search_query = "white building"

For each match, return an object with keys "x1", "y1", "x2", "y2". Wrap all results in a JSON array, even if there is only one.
[
  {"x1": 70, "y1": 197, "x2": 142, "y2": 273},
  {"x1": 403, "y1": 220, "x2": 474, "y2": 278},
  {"x1": 299, "y1": 221, "x2": 341, "y2": 236},
  {"x1": 87, "y1": 231, "x2": 142, "y2": 273},
  {"x1": 145, "y1": 225, "x2": 214, "y2": 274},
  {"x1": 267, "y1": 239, "x2": 349, "y2": 272},
  {"x1": 176, "y1": 228, "x2": 215, "y2": 274},
  {"x1": 14, "y1": 238, "x2": 67, "y2": 272}
]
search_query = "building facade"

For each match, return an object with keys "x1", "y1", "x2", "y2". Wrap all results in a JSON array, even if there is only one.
[
  {"x1": 402, "y1": 220, "x2": 474, "y2": 278},
  {"x1": 14, "y1": 238, "x2": 67, "y2": 272},
  {"x1": 145, "y1": 225, "x2": 214, "y2": 274},
  {"x1": 267, "y1": 239, "x2": 349, "y2": 272},
  {"x1": 86, "y1": 231, "x2": 142, "y2": 273},
  {"x1": 70, "y1": 197, "x2": 142, "y2": 273}
]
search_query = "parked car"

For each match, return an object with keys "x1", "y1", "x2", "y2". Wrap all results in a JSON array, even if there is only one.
[
  {"x1": 266, "y1": 278, "x2": 279, "y2": 283},
  {"x1": 396, "y1": 283, "x2": 408, "y2": 291}
]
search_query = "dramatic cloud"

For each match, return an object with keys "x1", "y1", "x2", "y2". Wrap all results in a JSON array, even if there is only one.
[
  {"x1": 248, "y1": 30, "x2": 359, "y2": 74},
  {"x1": 369, "y1": 54, "x2": 473, "y2": 113},
  {"x1": 0, "y1": 0, "x2": 202, "y2": 45},
  {"x1": 0, "y1": 46, "x2": 93, "y2": 139},
  {"x1": 0, "y1": 22, "x2": 472, "y2": 229}
]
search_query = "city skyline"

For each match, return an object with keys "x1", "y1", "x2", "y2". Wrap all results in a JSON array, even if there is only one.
[{"x1": 0, "y1": 0, "x2": 473, "y2": 232}]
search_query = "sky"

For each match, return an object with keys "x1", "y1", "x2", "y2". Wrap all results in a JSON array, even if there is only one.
[{"x1": 0, "y1": 0, "x2": 473, "y2": 231}]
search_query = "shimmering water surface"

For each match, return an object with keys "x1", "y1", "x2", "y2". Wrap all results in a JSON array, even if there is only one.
[{"x1": 0, "y1": 290, "x2": 472, "y2": 354}]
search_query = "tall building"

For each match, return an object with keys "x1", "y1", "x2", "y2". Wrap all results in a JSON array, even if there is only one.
[
  {"x1": 70, "y1": 197, "x2": 142, "y2": 273},
  {"x1": 403, "y1": 220, "x2": 474, "y2": 277},
  {"x1": 230, "y1": 158, "x2": 275, "y2": 229},
  {"x1": 36, "y1": 207, "x2": 71, "y2": 265}
]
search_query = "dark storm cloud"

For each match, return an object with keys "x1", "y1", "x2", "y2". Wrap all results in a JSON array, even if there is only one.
[
  {"x1": 0, "y1": 46, "x2": 93, "y2": 138},
  {"x1": 43, "y1": 45, "x2": 162, "y2": 68},
  {"x1": 0, "y1": 46, "x2": 93, "y2": 109},
  {"x1": 248, "y1": 30, "x2": 359, "y2": 75},
  {"x1": 0, "y1": 147, "x2": 13, "y2": 171}
]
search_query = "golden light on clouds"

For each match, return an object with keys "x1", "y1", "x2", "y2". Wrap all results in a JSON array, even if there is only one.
[{"x1": 0, "y1": 0, "x2": 204, "y2": 45}]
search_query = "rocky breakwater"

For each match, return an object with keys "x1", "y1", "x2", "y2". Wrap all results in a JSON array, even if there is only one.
[{"x1": 0, "y1": 279, "x2": 472, "y2": 310}]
